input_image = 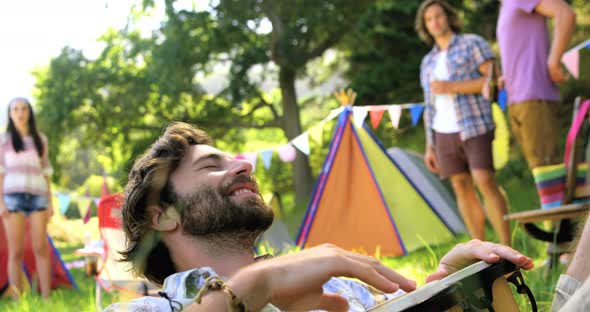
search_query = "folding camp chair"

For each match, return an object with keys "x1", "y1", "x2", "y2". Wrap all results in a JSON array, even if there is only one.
[
  {"x1": 505, "y1": 97, "x2": 590, "y2": 269},
  {"x1": 94, "y1": 193, "x2": 159, "y2": 310}
]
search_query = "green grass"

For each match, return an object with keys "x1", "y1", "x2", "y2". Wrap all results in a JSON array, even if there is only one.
[
  {"x1": 0, "y1": 159, "x2": 569, "y2": 311},
  {"x1": 0, "y1": 229, "x2": 563, "y2": 312}
]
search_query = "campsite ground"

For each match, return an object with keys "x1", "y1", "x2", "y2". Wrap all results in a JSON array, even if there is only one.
[{"x1": 0, "y1": 168, "x2": 568, "y2": 312}]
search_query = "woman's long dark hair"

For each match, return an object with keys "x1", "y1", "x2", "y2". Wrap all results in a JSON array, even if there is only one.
[{"x1": 7, "y1": 98, "x2": 44, "y2": 157}]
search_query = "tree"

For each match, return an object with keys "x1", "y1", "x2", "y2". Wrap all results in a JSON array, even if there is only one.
[{"x1": 35, "y1": 1, "x2": 373, "y2": 206}]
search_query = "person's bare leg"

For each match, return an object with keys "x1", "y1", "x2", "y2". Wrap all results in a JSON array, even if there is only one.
[
  {"x1": 2, "y1": 212, "x2": 26, "y2": 299},
  {"x1": 450, "y1": 173, "x2": 485, "y2": 240},
  {"x1": 472, "y1": 169, "x2": 511, "y2": 246},
  {"x1": 30, "y1": 210, "x2": 51, "y2": 298}
]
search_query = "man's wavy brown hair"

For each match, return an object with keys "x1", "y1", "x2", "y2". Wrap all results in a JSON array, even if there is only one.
[
  {"x1": 119, "y1": 122, "x2": 212, "y2": 285},
  {"x1": 415, "y1": 0, "x2": 463, "y2": 46}
]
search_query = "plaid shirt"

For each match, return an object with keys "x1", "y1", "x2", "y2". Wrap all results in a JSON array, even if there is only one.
[{"x1": 420, "y1": 33, "x2": 495, "y2": 146}]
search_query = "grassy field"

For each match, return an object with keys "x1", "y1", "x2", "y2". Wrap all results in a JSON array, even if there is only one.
[
  {"x1": 0, "y1": 157, "x2": 575, "y2": 311},
  {"x1": 0, "y1": 232, "x2": 566, "y2": 312}
]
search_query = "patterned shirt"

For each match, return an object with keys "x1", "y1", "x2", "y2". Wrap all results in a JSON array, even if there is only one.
[
  {"x1": 102, "y1": 267, "x2": 405, "y2": 312},
  {"x1": 0, "y1": 133, "x2": 52, "y2": 195},
  {"x1": 420, "y1": 34, "x2": 496, "y2": 145}
]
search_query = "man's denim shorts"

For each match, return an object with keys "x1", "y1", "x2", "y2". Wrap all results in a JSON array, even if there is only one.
[{"x1": 4, "y1": 193, "x2": 49, "y2": 216}]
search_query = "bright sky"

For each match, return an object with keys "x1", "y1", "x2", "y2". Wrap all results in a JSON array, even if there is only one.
[{"x1": 0, "y1": 0, "x2": 202, "y2": 126}]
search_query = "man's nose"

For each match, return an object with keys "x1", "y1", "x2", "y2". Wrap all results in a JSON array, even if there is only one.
[{"x1": 228, "y1": 158, "x2": 253, "y2": 176}]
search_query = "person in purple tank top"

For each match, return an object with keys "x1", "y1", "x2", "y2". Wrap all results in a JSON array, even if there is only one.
[{"x1": 497, "y1": 0, "x2": 576, "y2": 169}]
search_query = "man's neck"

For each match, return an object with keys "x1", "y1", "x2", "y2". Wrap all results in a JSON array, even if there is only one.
[
  {"x1": 165, "y1": 232, "x2": 256, "y2": 278},
  {"x1": 435, "y1": 31, "x2": 453, "y2": 51}
]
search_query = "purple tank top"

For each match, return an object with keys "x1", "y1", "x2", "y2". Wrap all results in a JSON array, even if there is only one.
[{"x1": 497, "y1": 0, "x2": 560, "y2": 104}]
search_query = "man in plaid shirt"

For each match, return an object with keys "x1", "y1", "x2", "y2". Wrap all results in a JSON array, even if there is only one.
[{"x1": 416, "y1": 0, "x2": 510, "y2": 246}]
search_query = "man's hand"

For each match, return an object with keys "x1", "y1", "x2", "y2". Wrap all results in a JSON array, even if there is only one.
[
  {"x1": 430, "y1": 80, "x2": 455, "y2": 95},
  {"x1": 548, "y1": 61, "x2": 569, "y2": 84},
  {"x1": 227, "y1": 244, "x2": 417, "y2": 312},
  {"x1": 424, "y1": 145, "x2": 439, "y2": 174},
  {"x1": 426, "y1": 240, "x2": 534, "y2": 283}
]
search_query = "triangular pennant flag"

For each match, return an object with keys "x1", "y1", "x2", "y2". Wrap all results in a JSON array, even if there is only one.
[
  {"x1": 325, "y1": 107, "x2": 344, "y2": 122},
  {"x1": 291, "y1": 133, "x2": 310, "y2": 156},
  {"x1": 352, "y1": 107, "x2": 368, "y2": 128},
  {"x1": 58, "y1": 194, "x2": 71, "y2": 215},
  {"x1": 410, "y1": 105, "x2": 425, "y2": 127},
  {"x1": 278, "y1": 144, "x2": 296, "y2": 163},
  {"x1": 562, "y1": 49, "x2": 580, "y2": 79},
  {"x1": 388, "y1": 106, "x2": 403, "y2": 129},
  {"x1": 260, "y1": 149, "x2": 274, "y2": 169},
  {"x1": 77, "y1": 198, "x2": 91, "y2": 219},
  {"x1": 498, "y1": 89, "x2": 508, "y2": 112},
  {"x1": 586, "y1": 41, "x2": 590, "y2": 49},
  {"x1": 235, "y1": 154, "x2": 246, "y2": 160},
  {"x1": 101, "y1": 175, "x2": 110, "y2": 198},
  {"x1": 369, "y1": 108, "x2": 386, "y2": 129},
  {"x1": 94, "y1": 198, "x2": 101, "y2": 207},
  {"x1": 83, "y1": 202, "x2": 93, "y2": 224},
  {"x1": 243, "y1": 152, "x2": 258, "y2": 172},
  {"x1": 308, "y1": 123, "x2": 324, "y2": 145}
]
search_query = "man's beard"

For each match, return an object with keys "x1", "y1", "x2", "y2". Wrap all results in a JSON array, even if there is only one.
[{"x1": 175, "y1": 175, "x2": 274, "y2": 249}]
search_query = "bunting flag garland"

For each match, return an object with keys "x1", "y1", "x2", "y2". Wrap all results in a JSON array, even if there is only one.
[
  {"x1": 498, "y1": 89, "x2": 508, "y2": 112},
  {"x1": 352, "y1": 107, "x2": 368, "y2": 128},
  {"x1": 228, "y1": 102, "x2": 429, "y2": 172},
  {"x1": 101, "y1": 175, "x2": 110, "y2": 198},
  {"x1": 369, "y1": 107, "x2": 386, "y2": 129},
  {"x1": 388, "y1": 106, "x2": 402, "y2": 129},
  {"x1": 278, "y1": 144, "x2": 297, "y2": 162},
  {"x1": 308, "y1": 123, "x2": 324, "y2": 145},
  {"x1": 561, "y1": 38, "x2": 590, "y2": 79},
  {"x1": 260, "y1": 149, "x2": 274, "y2": 169},
  {"x1": 243, "y1": 152, "x2": 258, "y2": 172},
  {"x1": 410, "y1": 105, "x2": 425, "y2": 126},
  {"x1": 291, "y1": 133, "x2": 310, "y2": 156},
  {"x1": 562, "y1": 49, "x2": 579, "y2": 79},
  {"x1": 58, "y1": 193, "x2": 72, "y2": 215}
]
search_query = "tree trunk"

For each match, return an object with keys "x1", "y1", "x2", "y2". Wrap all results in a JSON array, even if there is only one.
[{"x1": 279, "y1": 66, "x2": 314, "y2": 207}]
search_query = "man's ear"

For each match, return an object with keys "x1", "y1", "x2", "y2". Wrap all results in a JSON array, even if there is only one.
[{"x1": 149, "y1": 205, "x2": 180, "y2": 232}]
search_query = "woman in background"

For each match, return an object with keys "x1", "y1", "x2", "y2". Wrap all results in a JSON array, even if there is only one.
[{"x1": 0, "y1": 97, "x2": 53, "y2": 299}]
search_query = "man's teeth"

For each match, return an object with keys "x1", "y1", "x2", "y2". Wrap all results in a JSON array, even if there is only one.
[{"x1": 232, "y1": 188, "x2": 253, "y2": 196}]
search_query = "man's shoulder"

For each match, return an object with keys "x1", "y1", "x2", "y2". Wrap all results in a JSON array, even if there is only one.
[
  {"x1": 457, "y1": 33, "x2": 489, "y2": 46},
  {"x1": 421, "y1": 48, "x2": 437, "y2": 67}
]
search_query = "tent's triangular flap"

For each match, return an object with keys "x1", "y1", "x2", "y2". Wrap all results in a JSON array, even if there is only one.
[
  {"x1": 387, "y1": 147, "x2": 466, "y2": 234},
  {"x1": 356, "y1": 128, "x2": 455, "y2": 251},
  {"x1": 298, "y1": 112, "x2": 405, "y2": 256},
  {"x1": 297, "y1": 108, "x2": 351, "y2": 245},
  {"x1": 48, "y1": 235, "x2": 78, "y2": 289}
]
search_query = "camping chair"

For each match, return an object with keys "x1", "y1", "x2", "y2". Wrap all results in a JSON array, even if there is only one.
[
  {"x1": 94, "y1": 193, "x2": 160, "y2": 310},
  {"x1": 505, "y1": 96, "x2": 590, "y2": 269}
]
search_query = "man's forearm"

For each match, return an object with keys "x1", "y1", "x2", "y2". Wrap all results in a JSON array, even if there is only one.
[
  {"x1": 548, "y1": 5, "x2": 576, "y2": 66},
  {"x1": 566, "y1": 214, "x2": 590, "y2": 282},
  {"x1": 449, "y1": 77, "x2": 486, "y2": 94}
]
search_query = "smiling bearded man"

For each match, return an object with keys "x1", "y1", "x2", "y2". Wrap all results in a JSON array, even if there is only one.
[{"x1": 104, "y1": 122, "x2": 414, "y2": 312}]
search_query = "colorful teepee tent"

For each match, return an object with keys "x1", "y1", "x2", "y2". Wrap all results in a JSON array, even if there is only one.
[
  {"x1": 0, "y1": 221, "x2": 77, "y2": 297},
  {"x1": 296, "y1": 106, "x2": 465, "y2": 256}
]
